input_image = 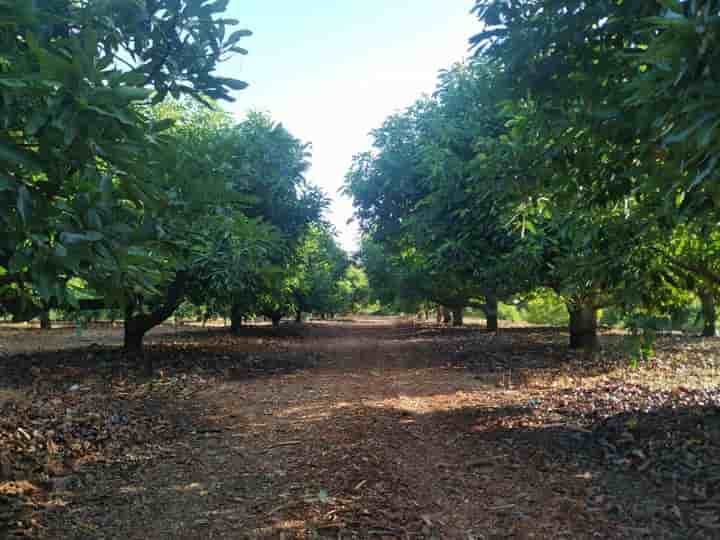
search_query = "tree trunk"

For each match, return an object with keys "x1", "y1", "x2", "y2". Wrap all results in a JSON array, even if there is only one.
[
  {"x1": 436, "y1": 306, "x2": 442, "y2": 324},
  {"x1": 39, "y1": 310, "x2": 51, "y2": 330},
  {"x1": 271, "y1": 314, "x2": 282, "y2": 327},
  {"x1": 122, "y1": 272, "x2": 188, "y2": 374},
  {"x1": 451, "y1": 307, "x2": 464, "y2": 327},
  {"x1": 230, "y1": 304, "x2": 243, "y2": 333},
  {"x1": 442, "y1": 307, "x2": 452, "y2": 324},
  {"x1": 700, "y1": 291, "x2": 718, "y2": 337},
  {"x1": 123, "y1": 315, "x2": 152, "y2": 375},
  {"x1": 123, "y1": 318, "x2": 145, "y2": 354},
  {"x1": 295, "y1": 309, "x2": 302, "y2": 323},
  {"x1": 568, "y1": 303, "x2": 599, "y2": 350},
  {"x1": 484, "y1": 293, "x2": 498, "y2": 332}
]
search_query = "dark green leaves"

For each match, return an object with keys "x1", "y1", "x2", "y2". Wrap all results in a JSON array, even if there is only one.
[
  {"x1": 0, "y1": 0, "x2": 251, "y2": 312},
  {"x1": 225, "y1": 29, "x2": 253, "y2": 48}
]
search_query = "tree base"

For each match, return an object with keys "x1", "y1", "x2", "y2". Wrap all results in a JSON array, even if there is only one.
[
  {"x1": 486, "y1": 315, "x2": 498, "y2": 332},
  {"x1": 451, "y1": 307, "x2": 464, "y2": 326},
  {"x1": 568, "y1": 304, "x2": 600, "y2": 351}
]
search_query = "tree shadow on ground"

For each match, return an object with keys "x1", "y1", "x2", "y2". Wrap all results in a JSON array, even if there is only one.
[
  {"x1": 3, "y1": 321, "x2": 717, "y2": 538},
  {"x1": 396, "y1": 402, "x2": 719, "y2": 540},
  {"x1": 258, "y1": 396, "x2": 719, "y2": 539},
  {"x1": 0, "y1": 321, "x2": 699, "y2": 396}
]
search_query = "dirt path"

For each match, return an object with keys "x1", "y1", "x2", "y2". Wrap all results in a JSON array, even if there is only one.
[
  {"x1": 5, "y1": 320, "x2": 717, "y2": 539},
  {"x1": 32, "y1": 322, "x2": 601, "y2": 539}
]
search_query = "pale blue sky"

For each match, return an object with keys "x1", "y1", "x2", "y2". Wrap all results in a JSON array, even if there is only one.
[{"x1": 216, "y1": 1, "x2": 479, "y2": 251}]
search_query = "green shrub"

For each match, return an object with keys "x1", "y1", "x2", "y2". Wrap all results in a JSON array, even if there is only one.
[
  {"x1": 522, "y1": 290, "x2": 569, "y2": 326},
  {"x1": 600, "y1": 307, "x2": 625, "y2": 328},
  {"x1": 498, "y1": 303, "x2": 522, "y2": 322}
]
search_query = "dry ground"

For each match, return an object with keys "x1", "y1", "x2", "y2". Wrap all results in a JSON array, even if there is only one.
[{"x1": 1, "y1": 319, "x2": 719, "y2": 539}]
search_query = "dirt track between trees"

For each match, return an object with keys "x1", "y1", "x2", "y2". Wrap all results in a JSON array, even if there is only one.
[{"x1": 2, "y1": 319, "x2": 719, "y2": 539}]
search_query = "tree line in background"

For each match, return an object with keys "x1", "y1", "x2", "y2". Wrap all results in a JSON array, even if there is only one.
[
  {"x1": 345, "y1": 0, "x2": 720, "y2": 349},
  {"x1": 0, "y1": 0, "x2": 368, "y2": 372}
]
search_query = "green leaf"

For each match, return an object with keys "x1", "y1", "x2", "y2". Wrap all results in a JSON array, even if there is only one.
[
  {"x1": 0, "y1": 140, "x2": 41, "y2": 170},
  {"x1": 657, "y1": 0, "x2": 683, "y2": 14},
  {"x1": 59, "y1": 231, "x2": 103, "y2": 245},
  {"x1": 224, "y1": 29, "x2": 252, "y2": 47},
  {"x1": 0, "y1": 175, "x2": 15, "y2": 190},
  {"x1": 675, "y1": 191, "x2": 685, "y2": 208},
  {"x1": 25, "y1": 111, "x2": 46, "y2": 135},
  {"x1": 16, "y1": 185, "x2": 30, "y2": 222},
  {"x1": 113, "y1": 86, "x2": 153, "y2": 102},
  {"x1": 151, "y1": 118, "x2": 176, "y2": 133},
  {"x1": 54, "y1": 243, "x2": 68, "y2": 258}
]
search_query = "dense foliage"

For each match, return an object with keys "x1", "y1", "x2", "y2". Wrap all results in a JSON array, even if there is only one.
[
  {"x1": 345, "y1": 0, "x2": 720, "y2": 348},
  {"x1": 7, "y1": 0, "x2": 720, "y2": 363},
  {"x1": 0, "y1": 0, "x2": 250, "y2": 309},
  {"x1": 0, "y1": 1, "x2": 366, "y2": 373}
]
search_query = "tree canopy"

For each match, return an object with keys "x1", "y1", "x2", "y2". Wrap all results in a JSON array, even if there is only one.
[{"x1": 345, "y1": 0, "x2": 720, "y2": 347}]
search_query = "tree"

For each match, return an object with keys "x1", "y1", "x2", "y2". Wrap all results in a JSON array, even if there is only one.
[
  {"x1": 291, "y1": 225, "x2": 350, "y2": 320},
  {"x1": 628, "y1": 1, "x2": 720, "y2": 208},
  {"x1": 335, "y1": 265, "x2": 371, "y2": 315},
  {"x1": 467, "y1": 1, "x2": 707, "y2": 347},
  {"x1": 112, "y1": 100, "x2": 242, "y2": 357},
  {"x1": 0, "y1": 0, "x2": 251, "y2": 318},
  {"x1": 346, "y1": 62, "x2": 526, "y2": 329},
  {"x1": 655, "y1": 224, "x2": 720, "y2": 337},
  {"x1": 358, "y1": 238, "x2": 428, "y2": 315},
  {"x1": 118, "y1": 106, "x2": 327, "y2": 356},
  {"x1": 222, "y1": 112, "x2": 328, "y2": 330}
]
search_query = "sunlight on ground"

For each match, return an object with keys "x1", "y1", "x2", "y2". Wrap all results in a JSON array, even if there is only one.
[
  {"x1": 365, "y1": 390, "x2": 492, "y2": 415},
  {"x1": 250, "y1": 519, "x2": 306, "y2": 536},
  {"x1": 276, "y1": 401, "x2": 355, "y2": 420},
  {"x1": 119, "y1": 485, "x2": 147, "y2": 495},
  {"x1": 275, "y1": 519, "x2": 306, "y2": 530},
  {"x1": 0, "y1": 481, "x2": 39, "y2": 496},
  {"x1": 173, "y1": 482, "x2": 206, "y2": 493},
  {"x1": 550, "y1": 363, "x2": 720, "y2": 393}
]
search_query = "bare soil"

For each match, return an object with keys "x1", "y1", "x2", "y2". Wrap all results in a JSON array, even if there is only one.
[
  {"x1": 1, "y1": 319, "x2": 719, "y2": 539},
  {"x1": 0, "y1": 320, "x2": 226, "y2": 356}
]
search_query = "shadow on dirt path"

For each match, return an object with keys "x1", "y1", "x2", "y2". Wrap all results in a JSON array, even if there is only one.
[{"x1": 5, "y1": 319, "x2": 716, "y2": 539}]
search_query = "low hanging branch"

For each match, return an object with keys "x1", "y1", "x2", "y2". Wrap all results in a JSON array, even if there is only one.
[{"x1": 654, "y1": 248, "x2": 720, "y2": 288}]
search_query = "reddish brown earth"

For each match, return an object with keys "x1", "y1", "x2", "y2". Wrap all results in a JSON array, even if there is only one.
[{"x1": 1, "y1": 319, "x2": 719, "y2": 539}]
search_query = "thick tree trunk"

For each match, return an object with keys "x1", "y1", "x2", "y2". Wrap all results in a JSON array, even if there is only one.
[
  {"x1": 39, "y1": 311, "x2": 51, "y2": 330},
  {"x1": 123, "y1": 318, "x2": 145, "y2": 354},
  {"x1": 271, "y1": 314, "x2": 282, "y2": 327},
  {"x1": 123, "y1": 315, "x2": 152, "y2": 375},
  {"x1": 484, "y1": 293, "x2": 498, "y2": 332},
  {"x1": 700, "y1": 291, "x2": 718, "y2": 337},
  {"x1": 568, "y1": 303, "x2": 599, "y2": 350},
  {"x1": 452, "y1": 307, "x2": 464, "y2": 327},
  {"x1": 122, "y1": 272, "x2": 188, "y2": 374},
  {"x1": 230, "y1": 304, "x2": 243, "y2": 333},
  {"x1": 436, "y1": 306, "x2": 442, "y2": 324},
  {"x1": 295, "y1": 309, "x2": 302, "y2": 323},
  {"x1": 442, "y1": 307, "x2": 452, "y2": 324}
]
